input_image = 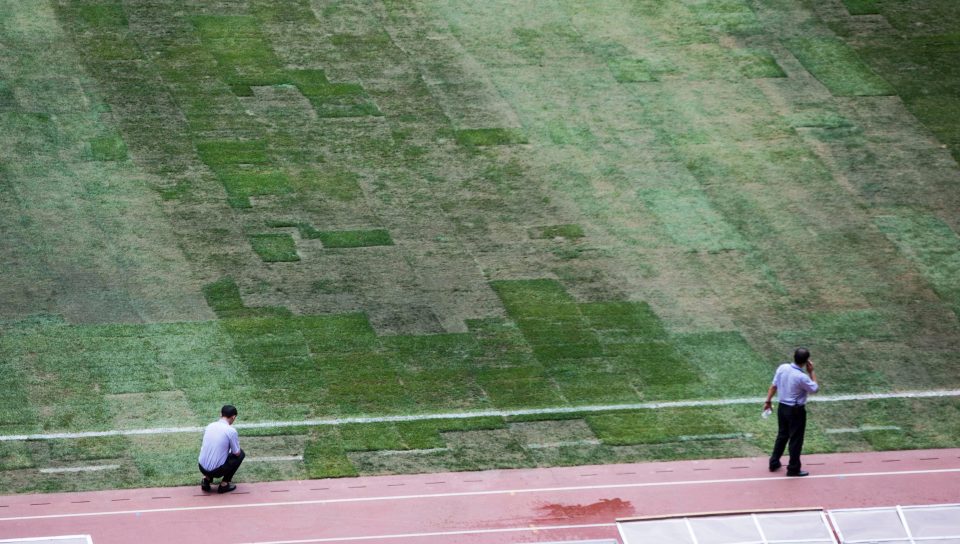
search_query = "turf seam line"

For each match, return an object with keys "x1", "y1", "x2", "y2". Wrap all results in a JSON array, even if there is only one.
[{"x1": 2, "y1": 388, "x2": 958, "y2": 441}]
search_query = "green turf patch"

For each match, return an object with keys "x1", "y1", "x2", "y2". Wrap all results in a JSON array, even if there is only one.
[
  {"x1": 303, "y1": 428, "x2": 357, "y2": 478},
  {"x1": 454, "y1": 128, "x2": 528, "y2": 146},
  {"x1": 250, "y1": 0, "x2": 318, "y2": 23},
  {"x1": 0, "y1": 442, "x2": 33, "y2": 471},
  {"x1": 0, "y1": 350, "x2": 38, "y2": 432},
  {"x1": 517, "y1": 318, "x2": 600, "y2": 347},
  {"x1": 382, "y1": 333, "x2": 480, "y2": 368},
  {"x1": 45, "y1": 436, "x2": 128, "y2": 462},
  {"x1": 88, "y1": 134, "x2": 128, "y2": 161},
  {"x1": 399, "y1": 367, "x2": 488, "y2": 411},
  {"x1": 730, "y1": 49, "x2": 787, "y2": 78},
  {"x1": 607, "y1": 57, "x2": 674, "y2": 83},
  {"x1": 395, "y1": 421, "x2": 447, "y2": 450},
  {"x1": 476, "y1": 366, "x2": 566, "y2": 408},
  {"x1": 777, "y1": 310, "x2": 896, "y2": 356},
  {"x1": 316, "y1": 229, "x2": 394, "y2": 249},
  {"x1": 196, "y1": 139, "x2": 270, "y2": 166},
  {"x1": 0, "y1": 80, "x2": 16, "y2": 109},
  {"x1": 528, "y1": 224, "x2": 585, "y2": 239},
  {"x1": 687, "y1": 0, "x2": 763, "y2": 35},
  {"x1": 300, "y1": 169, "x2": 364, "y2": 201},
  {"x1": 127, "y1": 432, "x2": 195, "y2": 486},
  {"x1": 202, "y1": 277, "x2": 291, "y2": 318},
  {"x1": 393, "y1": 417, "x2": 507, "y2": 451},
  {"x1": 875, "y1": 213, "x2": 960, "y2": 316},
  {"x1": 684, "y1": 139, "x2": 828, "y2": 186},
  {"x1": 249, "y1": 233, "x2": 300, "y2": 262},
  {"x1": 548, "y1": 361, "x2": 642, "y2": 404},
  {"x1": 587, "y1": 407, "x2": 736, "y2": 445},
  {"x1": 607, "y1": 342, "x2": 702, "y2": 393},
  {"x1": 75, "y1": 3, "x2": 129, "y2": 27},
  {"x1": 381, "y1": 335, "x2": 485, "y2": 410},
  {"x1": 297, "y1": 314, "x2": 381, "y2": 354},
  {"x1": 841, "y1": 0, "x2": 881, "y2": 15},
  {"x1": 340, "y1": 423, "x2": 407, "y2": 452},
  {"x1": 468, "y1": 320, "x2": 541, "y2": 370},
  {"x1": 673, "y1": 331, "x2": 770, "y2": 397},
  {"x1": 786, "y1": 111, "x2": 854, "y2": 129},
  {"x1": 318, "y1": 353, "x2": 412, "y2": 415},
  {"x1": 490, "y1": 279, "x2": 578, "y2": 317},
  {"x1": 191, "y1": 15, "x2": 287, "y2": 96},
  {"x1": 785, "y1": 37, "x2": 893, "y2": 96},
  {"x1": 639, "y1": 187, "x2": 748, "y2": 252},
  {"x1": 217, "y1": 168, "x2": 292, "y2": 207},
  {"x1": 580, "y1": 301, "x2": 669, "y2": 342},
  {"x1": 287, "y1": 69, "x2": 382, "y2": 117},
  {"x1": 678, "y1": 44, "x2": 785, "y2": 80}
]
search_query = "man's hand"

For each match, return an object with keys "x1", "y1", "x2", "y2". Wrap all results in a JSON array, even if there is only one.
[
  {"x1": 806, "y1": 360, "x2": 815, "y2": 372},
  {"x1": 763, "y1": 399, "x2": 772, "y2": 410}
]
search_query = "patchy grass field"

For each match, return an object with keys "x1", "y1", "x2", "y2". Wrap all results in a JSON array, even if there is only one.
[{"x1": 0, "y1": 0, "x2": 959, "y2": 494}]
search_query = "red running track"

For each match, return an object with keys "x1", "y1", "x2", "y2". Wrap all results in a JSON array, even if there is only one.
[{"x1": 1, "y1": 448, "x2": 958, "y2": 544}]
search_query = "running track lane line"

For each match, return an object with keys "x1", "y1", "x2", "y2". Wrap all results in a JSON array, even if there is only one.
[
  {"x1": 240, "y1": 522, "x2": 617, "y2": 544},
  {"x1": 2, "y1": 388, "x2": 959, "y2": 441},
  {"x1": 2, "y1": 467, "x2": 958, "y2": 523}
]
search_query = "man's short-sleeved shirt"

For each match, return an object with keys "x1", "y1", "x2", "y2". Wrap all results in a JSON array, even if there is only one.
[
  {"x1": 198, "y1": 419, "x2": 241, "y2": 471},
  {"x1": 772, "y1": 363, "x2": 819, "y2": 406}
]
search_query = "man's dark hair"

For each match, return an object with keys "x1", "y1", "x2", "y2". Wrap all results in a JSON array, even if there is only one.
[
  {"x1": 794, "y1": 348, "x2": 810, "y2": 365},
  {"x1": 221, "y1": 405, "x2": 238, "y2": 418}
]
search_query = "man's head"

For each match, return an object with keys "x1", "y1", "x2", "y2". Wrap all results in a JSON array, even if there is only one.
[
  {"x1": 221, "y1": 404, "x2": 238, "y2": 424},
  {"x1": 794, "y1": 347, "x2": 810, "y2": 366}
]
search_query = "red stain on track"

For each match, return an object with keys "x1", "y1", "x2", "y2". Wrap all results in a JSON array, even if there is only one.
[{"x1": 537, "y1": 498, "x2": 634, "y2": 521}]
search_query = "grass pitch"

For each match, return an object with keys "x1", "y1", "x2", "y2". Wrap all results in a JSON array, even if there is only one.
[{"x1": 0, "y1": 0, "x2": 959, "y2": 494}]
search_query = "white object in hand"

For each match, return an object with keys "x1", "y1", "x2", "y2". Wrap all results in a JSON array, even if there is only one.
[{"x1": 762, "y1": 408, "x2": 772, "y2": 419}]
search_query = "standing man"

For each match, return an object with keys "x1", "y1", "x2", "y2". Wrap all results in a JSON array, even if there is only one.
[
  {"x1": 764, "y1": 348, "x2": 819, "y2": 477},
  {"x1": 198, "y1": 405, "x2": 245, "y2": 493}
]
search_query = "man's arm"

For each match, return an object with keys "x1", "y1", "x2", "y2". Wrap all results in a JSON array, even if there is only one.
[
  {"x1": 805, "y1": 360, "x2": 819, "y2": 393},
  {"x1": 763, "y1": 385, "x2": 777, "y2": 410},
  {"x1": 228, "y1": 428, "x2": 242, "y2": 455}
]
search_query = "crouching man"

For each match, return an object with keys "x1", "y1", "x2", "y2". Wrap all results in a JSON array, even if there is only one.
[{"x1": 198, "y1": 404, "x2": 245, "y2": 493}]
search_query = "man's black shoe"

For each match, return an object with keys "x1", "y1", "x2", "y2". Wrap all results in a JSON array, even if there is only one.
[
  {"x1": 201, "y1": 478, "x2": 212, "y2": 492},
  {"x1": 769, "y1": 461, "x2": 782, "y2": 472},
  {"x1": 786, "y1": 470, "x2": 809, "y2": 477},
  {"x1": 217, "y1": 483, "x2": 237, "y2": 493}
]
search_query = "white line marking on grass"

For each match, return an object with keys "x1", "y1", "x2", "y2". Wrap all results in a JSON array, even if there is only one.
[
  {"x1": 375, "y1": 448, "x2": 448, "y2": 456},
  {"x1": 826, "y1": 426, "x2": 902, "y2": 434},
  {"x1": 526, "y1": 439, "x2": 601, "y2": 449},
  {"x1": 2, "y1": 467, "x2": 958, "y2": 523},
  {"x1": 38, "y1": 465, "x2": 120, "y2": 474},
  {"x1": 238, "y1": 522, "x2": 617, "y2": 544},
  {"x1": 2, "y1": 389, "x2": 958, "y2": 442},
  {"x1": 247, "y1": 456, "x2": 303, "y2": 463},
  {"x1": 678, "y1": 432, "x2": 752, "y2": 442}
]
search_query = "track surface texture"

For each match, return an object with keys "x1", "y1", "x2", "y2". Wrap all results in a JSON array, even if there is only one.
[{"x1": 1, "y1": 448, "x2": 958, "y2": 544}]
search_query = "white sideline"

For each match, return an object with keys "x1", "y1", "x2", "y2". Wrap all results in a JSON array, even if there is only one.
[
  {"x1": 38, "y1": 465, "x2": 120, "y2": 474},
  {"x1": 247, "y1": 456, "x2": 303, "y2": 463},
  {"x1": 1, "y1": 388, "x2": 958, "y2": 442},
  {"x1": 826, "y1": 425, "x2": 902, "y2": 434}
]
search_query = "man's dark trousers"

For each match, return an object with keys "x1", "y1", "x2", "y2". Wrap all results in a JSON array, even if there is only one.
[
  {"x1": 199, "y1": 450, "x2": 245, "y2": 482},
  {"x1": 770, "y1": 403, "x2": 806, "y2": 473}
]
